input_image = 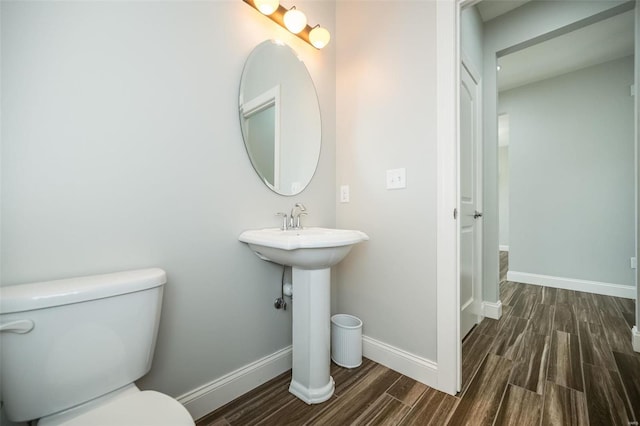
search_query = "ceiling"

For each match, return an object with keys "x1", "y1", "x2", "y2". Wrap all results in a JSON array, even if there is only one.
[
  {"x1": 474, "y1": 1, "x2": 635, "y2": 92},
  {"x1": 497, "y1": 9, "x2": 635, "y2": 92}
]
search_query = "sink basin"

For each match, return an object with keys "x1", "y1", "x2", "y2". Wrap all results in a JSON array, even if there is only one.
[
  {"x1": 238, "y1": 226, "x2": 369, "y2": 404},
  {"x1": 239, "y1": 227, "x2": 369, "y2": 270}
]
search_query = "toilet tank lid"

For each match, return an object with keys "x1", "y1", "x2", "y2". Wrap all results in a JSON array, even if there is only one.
[{"x1": 0, "y1": 268, "x2": 167, "y2": 314}]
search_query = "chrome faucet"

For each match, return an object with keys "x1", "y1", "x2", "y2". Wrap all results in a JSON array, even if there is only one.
[
  {"x1": 276, "y1": 212, "x2": 289, "y2": 230},
  {"x1": 289, "y1": 203, "x2": 307, "y2": 229}
]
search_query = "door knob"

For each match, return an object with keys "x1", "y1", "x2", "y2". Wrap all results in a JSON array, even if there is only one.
[{"x1": 473, "y1": 211, "x2": 483, "y2": 219}]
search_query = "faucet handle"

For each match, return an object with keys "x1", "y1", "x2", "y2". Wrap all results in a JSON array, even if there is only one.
[
  {"x1": 295, "y1": 212, "x2": 308, "y2": 229},
  {"x1": 276, "y1": 212, "x2": 288, "y2": 230}
]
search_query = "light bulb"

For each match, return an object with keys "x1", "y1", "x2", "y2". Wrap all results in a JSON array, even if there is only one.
[
  {"x1": 284, "y1": 7, "x2": 307, "y2": 34},
  {"x1": 254, "y1": 0, "x2": 279, "y2": 15},
  {"x1": 309, "y1": 25, "x2": 330, "y2": 49}
]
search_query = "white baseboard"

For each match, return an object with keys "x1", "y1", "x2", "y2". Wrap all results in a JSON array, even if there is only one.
[
  {"x1": 362, "y1": 335, "x2": 438, "y2": 388},
  {"x1": 178, "y1": 337, "x2": 440, "y2": 421},
  {"x1": 633, "y1": 326, "x2": 640, "y2": 353},
  {"x1": 507, "y1": 271, "x2": 636, "y2": 299},
  {"x1": 177, "y1": 346, "x2": 292, "y2": 421},
  {"x1": 499, "y1": 245, "x2": 509, "y2": 252},
  {"x1": 482, "y1": 300, "x2": 502, "y2": 319}
]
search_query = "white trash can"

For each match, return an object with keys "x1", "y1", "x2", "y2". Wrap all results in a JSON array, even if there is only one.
[{"x1": 331, "y1": 314, "x2": 363, "y2": 368}]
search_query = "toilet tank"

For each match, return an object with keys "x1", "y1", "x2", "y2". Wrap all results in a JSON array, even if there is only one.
[{"x1": 0, "y1": 268, "x2": 167, "y2": 422}]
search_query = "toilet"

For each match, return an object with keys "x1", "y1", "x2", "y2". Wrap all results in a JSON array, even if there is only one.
[{"x1": 0, "y1": 268, "x2": 194, "y2": 425}]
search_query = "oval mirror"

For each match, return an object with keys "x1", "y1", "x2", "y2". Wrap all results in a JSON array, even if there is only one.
[{"x1": 239, "y1": 40, "x2": 321, "y2": 196}]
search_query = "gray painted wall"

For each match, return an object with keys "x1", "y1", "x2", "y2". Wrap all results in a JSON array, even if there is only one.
[
  {"x1": 499, "y1": 56, "x2": 635, "y2": 287},
  {"x1": 335, "y1": 1, "x2": 438, "y2": 360},
  {"x1": 1, "y1": 0, "x2": 336, "y2": 404}
]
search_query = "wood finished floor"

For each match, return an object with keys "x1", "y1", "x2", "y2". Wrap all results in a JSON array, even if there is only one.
[{"x1": 197, "y1": 252, "x2": 639, "y2": 425}]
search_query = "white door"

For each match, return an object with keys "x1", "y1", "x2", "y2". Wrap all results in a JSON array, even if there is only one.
[{"x1": 460, "y1": 61, "x2": 482, "y2": 340}]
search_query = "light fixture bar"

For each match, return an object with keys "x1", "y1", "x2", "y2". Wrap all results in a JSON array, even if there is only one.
[{"x1": 243, "y1": 0, "x2": 318, "y2": 49}]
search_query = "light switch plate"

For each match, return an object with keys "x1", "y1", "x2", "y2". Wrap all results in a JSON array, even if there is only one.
[{"x1": 386, "y1": 168, "x2": 406, "y2": 189}]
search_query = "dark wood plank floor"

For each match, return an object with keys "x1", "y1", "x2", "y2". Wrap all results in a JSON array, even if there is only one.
[{"x1": 197, "y1": 252, "x2": 639, "y2": 425}]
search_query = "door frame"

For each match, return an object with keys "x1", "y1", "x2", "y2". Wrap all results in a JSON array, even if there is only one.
[{"x1": 436, "y1": 0, "x2": 640, "y2": 395}]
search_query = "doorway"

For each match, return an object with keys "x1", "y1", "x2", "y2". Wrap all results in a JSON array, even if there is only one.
[{"x1": 435, "y1": 0, "x2": 639, "y2": 396}]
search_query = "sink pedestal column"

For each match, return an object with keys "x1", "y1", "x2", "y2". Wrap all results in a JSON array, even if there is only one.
[{"x1": 289, "y1": 267, "x2": 334, "y2": 404}]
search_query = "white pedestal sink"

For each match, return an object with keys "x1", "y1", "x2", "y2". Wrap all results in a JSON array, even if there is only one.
[{"x1": 239, "y1": 227, "x2": 369, "y2": 404}]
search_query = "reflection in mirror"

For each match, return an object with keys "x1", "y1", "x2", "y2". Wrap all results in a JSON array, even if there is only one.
[
  {"x1": 241, "y1": 85, "x2": 280, "y2": 188},
  {"x1": 239, "y1": 40, "x2": 321, "y2": 196}
]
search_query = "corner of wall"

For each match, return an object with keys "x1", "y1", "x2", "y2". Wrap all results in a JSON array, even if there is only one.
[
  {"x1": 482, "y1": 300, "x2": 502, "y2": 319},
  {"x1": 632, "y1": 326, "x2": 640, "y2": 353}
]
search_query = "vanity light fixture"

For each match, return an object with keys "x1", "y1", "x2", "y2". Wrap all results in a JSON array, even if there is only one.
[
  {"x1": 242, "y1": 0, "x2": 331, "y2": 49},
  {"x1": 254, "y1": 0, "x2": 279, "y2": 15},
  {"x1": 309, "y1": 25, "x2": 330, "y2": 49},
  {"x1": 283, "y1": 6, "x2": 307, "y2": 34}
]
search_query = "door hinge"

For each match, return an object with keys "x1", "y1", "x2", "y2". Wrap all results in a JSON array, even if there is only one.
[{"x1": 453, "y1": 208, "x2": 458, "y2": 219}]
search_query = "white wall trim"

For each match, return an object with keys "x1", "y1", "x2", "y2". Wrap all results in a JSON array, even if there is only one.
[
  {"x1": 507, "y1": 271, "x2": 636, "y2": 299},
  {"x1": 177, "y1": 346, "x2": 292, "y2": 421},
  {"x1": 435, "y1": 0, "x2": 460, "y2": 396},
  {"x1": 177, "y1": 336, "x2": 441, "y2": 422},
  {"x1": 499, "y1": 245, "x2": 509, "y2": 252},
  {"x1": 635, "y1": 0, "x2": 640, "y2": 349},
  {"x1": 363, "y1": 335, "x2": 438, "y2": 388},
  {"x1": 482, "y1": 300, "x2": 502, "y2": 319}
]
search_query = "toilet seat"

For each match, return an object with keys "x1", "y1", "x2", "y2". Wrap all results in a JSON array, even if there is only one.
[{"x1": 38, "y1": 386, "x2": 194, "y2": 426}]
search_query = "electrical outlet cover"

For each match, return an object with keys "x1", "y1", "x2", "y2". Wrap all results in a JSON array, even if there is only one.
[{"x1": 386, "y1": 168, "x2": 406, "y2": 189}]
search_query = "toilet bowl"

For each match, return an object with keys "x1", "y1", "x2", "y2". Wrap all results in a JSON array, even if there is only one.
[
  {"x1": 38, "y1": 385, "x2": 193, "y2": 426},
  {"x1": 0, "y1": 268, "x2": 195, "y2": 425}
]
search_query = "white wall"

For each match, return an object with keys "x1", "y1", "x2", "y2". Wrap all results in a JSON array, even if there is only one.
[
  {"x1": 500, "y1": 56, "x2": 635, "y2": 288},
  {"x1": 335, "y1": 1, "x2": 438, "y2": 361},
  {"x1": 1, "y1": 0, "x2": 336, "y2": 418},
  {"x1": 482, "y1": 1, "x2": 632, "y2": 302}
]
